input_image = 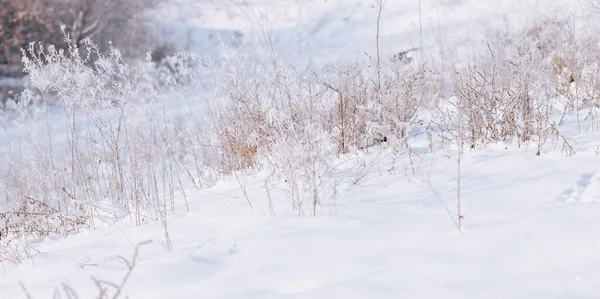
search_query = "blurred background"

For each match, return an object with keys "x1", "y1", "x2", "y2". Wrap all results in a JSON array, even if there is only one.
[{"x1": 0, "y1": 0, "x2": 161, "y2": 99}]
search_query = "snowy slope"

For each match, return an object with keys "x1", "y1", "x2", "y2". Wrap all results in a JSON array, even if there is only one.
[
  {"x1": 147, "y1": 0, "x2": 592, "y2": 63},
  {"x1": 3, "y1": 0, "x2": 600, "y2": 298},
  {"x1": 3, "y1": 127, "x2": 600, "y2": 298}
]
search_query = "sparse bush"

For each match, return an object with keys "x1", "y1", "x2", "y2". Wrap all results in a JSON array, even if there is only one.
[
  {"x1": 444, "y1": 18, "x2": 587, "y2": 155},
  {"x1": 206, "y1": 40, "x2": 427, "y2": 215},
  {"x1": 0, "y1": 36, "x2": 208, "y2": 261}
]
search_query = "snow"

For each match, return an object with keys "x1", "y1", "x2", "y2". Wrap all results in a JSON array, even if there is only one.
[
  {"x1": 149, "y1": 0, "x2": 573, "y2": 63},
  {"x1": 3, "y1": 0, "x2": 600, "y2": 298},
  {"x1": 3, "y1": 130, "x2": 600, "y2": 298}
]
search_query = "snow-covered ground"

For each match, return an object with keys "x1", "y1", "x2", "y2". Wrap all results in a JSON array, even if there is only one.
[
  {"x1": 150, "y1": 0, "x2": 591, "y2": 63},
  {"x1": 4, "y1": 124, "x2": 600, "y2": 298},
  {"x1": 3, "y1": 0, "x2": 600, "y2": 298}
]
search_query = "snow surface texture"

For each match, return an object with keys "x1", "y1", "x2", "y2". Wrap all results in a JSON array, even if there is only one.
[
  {"x1": 3, "y1": 0, "x2": 600, "y2": 298},
  {"x1": 4, "y1": 133, "x2": 600, "y2": 298}
]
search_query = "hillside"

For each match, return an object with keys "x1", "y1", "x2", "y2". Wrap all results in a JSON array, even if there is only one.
[{"x1": 2, "y1": 0, "x2": 600, "y2": 298}]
